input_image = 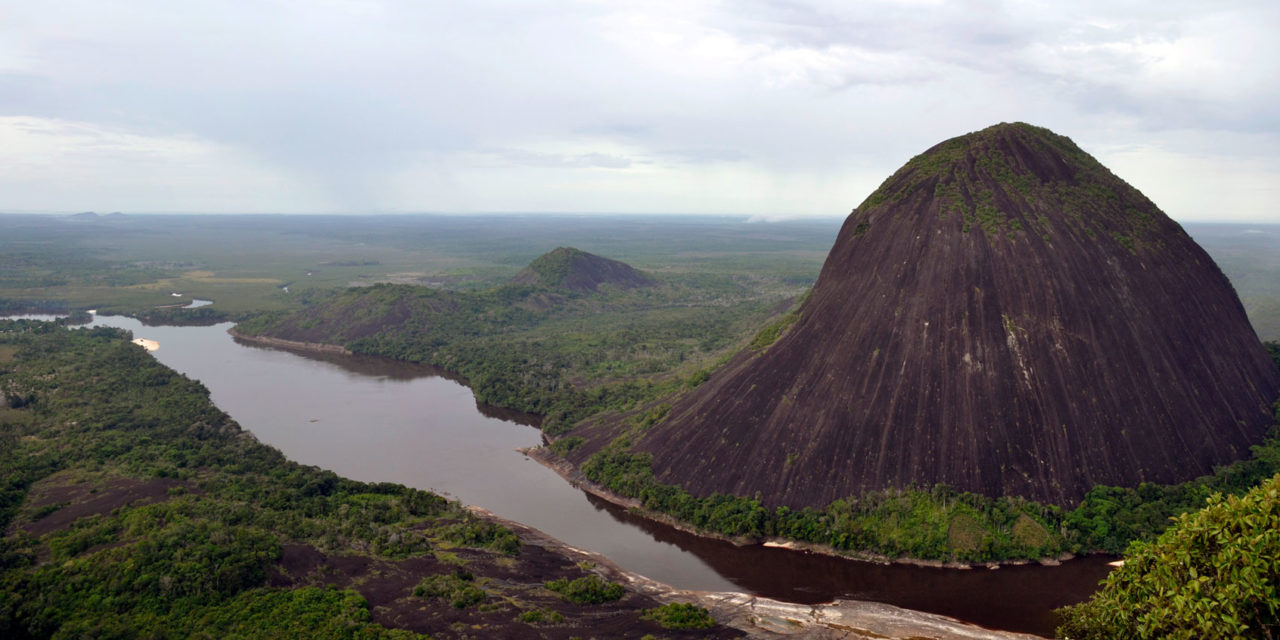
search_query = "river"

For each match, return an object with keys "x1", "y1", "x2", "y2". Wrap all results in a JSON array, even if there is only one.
[{"x1": 77, "y1": 314, "x2": 1109, "y2": 636}]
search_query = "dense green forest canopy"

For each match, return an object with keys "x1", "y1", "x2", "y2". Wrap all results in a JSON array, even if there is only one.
[{"x1": 0, "y1": 321, "x2": 734, "y2": 638}]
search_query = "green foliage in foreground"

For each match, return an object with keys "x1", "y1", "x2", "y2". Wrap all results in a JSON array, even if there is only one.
[
  {"x1": 580, "y1": 408, "x2": 1280, "y2": 562},
  {"x1": 544, "y1": 575, "x2": 625, "y2": 604},
  {"x1": 642, "y1": 602, "x2": 716, "y2": 630},
  {"x1": 1057, "y1": 475, "x2": 1280, "y2": 639},
  {"x1": 0, "y1": 320, "x2": 542, "y2": 638}
]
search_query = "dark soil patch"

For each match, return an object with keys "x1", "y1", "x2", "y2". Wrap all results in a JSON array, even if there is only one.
[
  {"x1": 267, "y1": 540, "x2": 742, "y2": 639},
  {"x1": 19, "y1": 474, "x2": 194, "y2": 537}
]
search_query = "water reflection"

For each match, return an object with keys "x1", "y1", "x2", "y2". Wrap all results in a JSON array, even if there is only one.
[
  {"x1": 582, "y1": 492, "x2": 1110, "y2": 634},
  {"x1": 230, "y1": 337, "x2": 542, "y2": 427}
]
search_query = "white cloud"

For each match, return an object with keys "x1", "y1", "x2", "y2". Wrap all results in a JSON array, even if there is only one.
[
  {"x1": 0, "y1": 116, "x2": 323, "y2": 212},
  {"x1": 0, "y1": 1, "x2": 1277, "y2": 220}
]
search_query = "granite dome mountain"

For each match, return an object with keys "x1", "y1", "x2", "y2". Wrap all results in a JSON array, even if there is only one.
[{"x1": 628, "y1": 122, "x2": 1280, "y2": 508}]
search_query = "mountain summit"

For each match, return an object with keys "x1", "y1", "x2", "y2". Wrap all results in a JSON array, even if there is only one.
[
  {"x1": 633, "y1": 122, "x2": 1280, "y2": 507},
  {"x1": 511, "y1": 247, "x2": 652, "y2": 292}
]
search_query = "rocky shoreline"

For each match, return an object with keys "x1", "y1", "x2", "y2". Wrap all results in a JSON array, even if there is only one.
[
  {"x1": 524, "y1": 445, "x2": 1076, "y2": 571},
  {"x1": 474, "y1": 502, "x2": 1045, "y2": 639}
]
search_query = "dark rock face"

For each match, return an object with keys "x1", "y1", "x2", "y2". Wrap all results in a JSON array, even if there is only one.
[
  {"x1": 511, "y1": 247, "x2": 652, "y2": 292},
  {"x1": 637, "y1": 123, "x2": 1280, "y2": 508}
]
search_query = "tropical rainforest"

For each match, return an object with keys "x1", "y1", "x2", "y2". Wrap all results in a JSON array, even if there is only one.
[
  {"x1": 2, "y1": 213, "x2": 1279, "y2": 638},
  {"x1": 0, "y1": 319, "x2": 731, "y2": 639}
]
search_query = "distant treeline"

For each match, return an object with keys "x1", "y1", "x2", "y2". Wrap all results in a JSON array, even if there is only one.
[{"x1": 131, "y1": 306, "x2": 242, "y2": 327}]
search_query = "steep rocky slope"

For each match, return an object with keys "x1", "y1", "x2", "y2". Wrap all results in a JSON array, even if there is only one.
[{"x1": 633, "y1": 122, "x2": 1280, "y2": 508}]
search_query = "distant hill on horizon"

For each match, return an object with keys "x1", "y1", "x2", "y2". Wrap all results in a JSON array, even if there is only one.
[{"x1": 511, "y1": 247, "x2": 653, "y2": 293}]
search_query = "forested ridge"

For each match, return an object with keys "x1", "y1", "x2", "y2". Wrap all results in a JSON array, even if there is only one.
[
  {"x1": 235, "y1": 277, "x2": 775, "y2": 435},
  {"x1": 0, "y1": 320, "x2": 732, "y2": 639}
]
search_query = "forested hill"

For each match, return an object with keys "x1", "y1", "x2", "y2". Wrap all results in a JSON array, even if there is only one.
[
  {"x1": 234, "y1": 256, "x2": 784, "y2": 433},
  {"x1": 0, "y1": 320, "x2": 736, "y2": 638},
  {"x1": 511, "y1": 247, "x2": 654, "y2": 292}
]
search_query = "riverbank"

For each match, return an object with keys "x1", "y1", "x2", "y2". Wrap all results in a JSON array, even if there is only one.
[
  {"x1": 224, "y1": 327, "x2": 1082, "y2": 572},
  {"x1": 176, "y1": 321, "x2": 1104, "y2": 635},
  {"x1": 471, "y1": 504, "x2": 1044, "y2": 639},
  {"x1": 227, "y1": 329, "x2": 354, "y2": 355},
  {"x1": 526, "y1": 446, "x2": 1080, "y2": 571}
]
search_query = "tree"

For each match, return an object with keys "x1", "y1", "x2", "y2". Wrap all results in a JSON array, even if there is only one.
[{"x1": 1057, "y1": 475, "x2": 1280, "y2": 639}]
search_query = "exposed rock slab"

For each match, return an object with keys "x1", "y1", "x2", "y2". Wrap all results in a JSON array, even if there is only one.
[
  {"x1": 472, "y1": 505, "x2": 1041, "y2": 639},
  {"x1": 638, "y1": 122, "x2": 1280, "y2": 507}
]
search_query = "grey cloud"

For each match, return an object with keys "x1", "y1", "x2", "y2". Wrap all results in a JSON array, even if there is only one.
[
  {"x1": 2, "y1": 1, "x2": 1278, "y2": 217},
  {"x1": 483, "y1": 149, "x2": 634, "y2": 169},
  {"x1": 659, "y1": 148, "x2": 749, "y2": 164}
]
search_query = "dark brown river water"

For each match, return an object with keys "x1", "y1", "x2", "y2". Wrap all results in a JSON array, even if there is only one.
[{"x1": 79, "y1": 315, "x2": 1111, "y2": 636}]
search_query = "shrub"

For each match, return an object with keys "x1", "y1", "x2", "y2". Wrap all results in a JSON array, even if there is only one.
[
  {"x1": 518, "y1": 608, "x2": 565, "y2": 624},
  {"x1": 1057, "y1": 475, "x2": 1280, "y2": 639},
  {"x1": 544, "y1": 574, "x2": 624, "y2": 604},
  {"x1": 642, "y1": 602, "x2": 715, "y2": 629},
  {"x1": 413, "y1": 571, "x2": 486, "y2": 609}
]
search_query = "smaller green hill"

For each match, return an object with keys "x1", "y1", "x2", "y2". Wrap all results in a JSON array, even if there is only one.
[{"x1": 511, "y1": 247, "x2": 653, "y2": 292}]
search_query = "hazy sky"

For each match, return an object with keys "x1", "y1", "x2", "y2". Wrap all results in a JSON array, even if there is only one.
[{"x1": 2, "y1": 1, "x2": 1278, "y2": 221}]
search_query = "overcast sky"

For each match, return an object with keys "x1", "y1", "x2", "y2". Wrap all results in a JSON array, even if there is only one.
[{"x1": 2, "y1": 1, "x2": 1277, "y2": 222}]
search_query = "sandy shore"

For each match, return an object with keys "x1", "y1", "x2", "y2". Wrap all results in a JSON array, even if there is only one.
[{"x1": 131, "y1": 338, "x2": 159, "y2": 351}]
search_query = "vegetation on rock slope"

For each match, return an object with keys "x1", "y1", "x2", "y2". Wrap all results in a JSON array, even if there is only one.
[{"x1": 570, "y1": 399, "x2": 1280, "y2": 563}]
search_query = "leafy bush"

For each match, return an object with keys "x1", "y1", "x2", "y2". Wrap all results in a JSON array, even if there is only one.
[
  {"x1": 544, "y1": 574, "x2": 624, "y2": 604},
  {"x1": 414, "y1": 571, "x2": 486, "y2": 609},
  {"x1": 517, "y1": 608, "x2": 565, "y2": 624},
  {"x1": 1057, "y1": 475, "x2": 1280, "y2": 639},
  {"x1": 438, "y1": 520, "x2": 520, "y2": 555},
  {"x1": 642, "y1": 602, "x2": 715, "y2": 629}
]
